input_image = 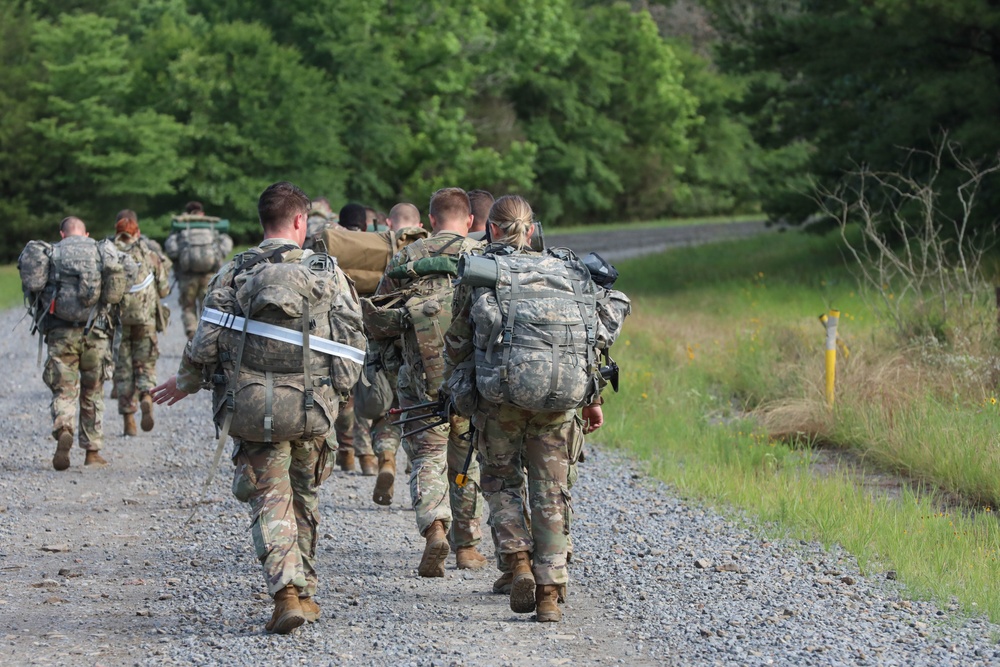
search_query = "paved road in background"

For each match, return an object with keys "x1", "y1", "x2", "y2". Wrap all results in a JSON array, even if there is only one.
[{"x1": 551, "y1": 219, "x2": 771, "y2": 261}]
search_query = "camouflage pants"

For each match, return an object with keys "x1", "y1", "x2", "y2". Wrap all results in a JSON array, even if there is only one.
[
  {"x1": 473, "y1": 401, "x2": 577, "y2": 586},
  {"x1": 177, "y1": 273, "x2": 211, "y2": 339},
  {"x1": 113, "y1": 323, "x2": 159, "y2": 414},
  {"x1": 371, "y1": 410, "x2": 402, "y2": 456},
  {"x1": 232, "y1": 436, "x2": 335, "y2": 597},
  {"x1": 489, "y1": 420, "x2": 582, "y2": 573},
  {"x1": 330, "y1": 396, "x2": 375, "y2": 457},
  {"x1": 42, "y1": 327, "x2": 111, "y2": 451},
  {"x1": 399, "y1": 390, "x2": 482, "y2": 548}
]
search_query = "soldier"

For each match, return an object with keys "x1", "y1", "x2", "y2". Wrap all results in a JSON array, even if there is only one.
[
  {"x1": 328, "y1": 202, "x2": 378, "y2": 475},
  {"x1": 374, "y1": 187, "x2": 487, "y2": 575},
  {"x1": 444, "y1": 194, "x2": 617, "y2": 623},
  {"x1": 338, "y1": 203, "x2": 368, "y2": 232},
  {"x1": 387, "y1": 202, "x2": 422, "y2": 232},
  {"x1": 466, "y1": 190, "x2": 494, "y2": 235},
  {"x1": 150, "y1": 181, "x2": 365, "y2": 634},
  {"x1": 303, "y1": 197, "x2": 342, "y2": 250},
  {"x1": 112, "y1": 211, "x2": 171, "y2": 436},
  {"x1": 368, "y1": 201, "x2": 426, "y2": 504},
  {"x1": 166, "y1": 201, "x2": 233, "y2": 340},
  {"x1": 20, "y1": 217, "x2": 134, "y2": 469}
]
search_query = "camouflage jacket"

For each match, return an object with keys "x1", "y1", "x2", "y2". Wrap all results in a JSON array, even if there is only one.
[{"x1": 375, "y1": 231, "x2": 479, "y2": 400}]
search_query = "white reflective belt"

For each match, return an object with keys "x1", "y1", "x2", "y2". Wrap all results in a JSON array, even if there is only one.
[
  {"x1": 128, "y1": 273, "x2": 154, "y2": 293},
  {"x1": 200, "y1": 307, "x2": 364, "y2": 365}
]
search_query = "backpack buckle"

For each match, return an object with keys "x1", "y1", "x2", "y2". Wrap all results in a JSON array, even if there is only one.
[
  {"x1": 225, "y1": 390, "x2": 235, "y2": 412},
  {"x1": 304, "y1": 388, "x2": 314, "y2": 410}
]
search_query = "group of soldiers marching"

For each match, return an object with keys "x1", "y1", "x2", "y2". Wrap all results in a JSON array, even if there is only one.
[{"x1": 20, "y1": 183, "x2": 630, "y2": 635}]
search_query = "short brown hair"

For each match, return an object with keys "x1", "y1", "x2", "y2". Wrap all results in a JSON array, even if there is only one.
[
  {"x1": 429, "y1": 187, "x2": 470, "y2": 224},
  {"x1": 258, "y1": 181, "x2": 310, "y2": 232},
  {"x1": 184, "y1": 201, "x2": 204, "y2": 214},
  {"x1": 467, "y1": 189, "x2": 494, "y2": 230}
]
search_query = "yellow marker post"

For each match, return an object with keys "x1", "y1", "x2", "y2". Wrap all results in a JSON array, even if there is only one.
[{"x1": 819, "y1": 310, "x2": 840, "y2": 407}]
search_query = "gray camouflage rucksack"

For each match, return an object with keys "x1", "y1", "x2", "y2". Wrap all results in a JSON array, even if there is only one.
[
  {"x1": 207, "y1": 247, "x2": 366, "y2": 443},
  {"x1": 165, "y1": 215, "x2": 233, "y2": 274},
  {"x1": 18, "y1": 236, "x2": 128, "y2": 332},
  {"x1": 463, "y1": 247, "x2": 629, "y2": 412}
]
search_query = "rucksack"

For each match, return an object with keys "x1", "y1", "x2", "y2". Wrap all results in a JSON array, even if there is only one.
[
  {"x1": 319, "y1": 226, "x2": 430, "y2": 294},
  {"x1": 117, "y1": 238, "x2": 166, "y2": 326},
  {"x1": 166, "y1": 215, "x2": 233, "y2": 274},
  {"x1": 18, "y1": 236, "x2": 128, "y2": 332},
  {"x1": 359, "y1": 234, "x2": 470, "y2": 399},
  {"x1": 208, "y1": 247, "x2": 366, "y2": 443},
  {"x1": 463, "y1": 247, "x2": 619, "y2": 412}
]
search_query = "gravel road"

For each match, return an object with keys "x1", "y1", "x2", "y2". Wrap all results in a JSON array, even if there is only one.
[
  {"x1": 2, "y1": 223, "x2": 1000, "y2": 666},
  {"x1": 550, "y1": 220, "x2": 771, "y2": 261}
]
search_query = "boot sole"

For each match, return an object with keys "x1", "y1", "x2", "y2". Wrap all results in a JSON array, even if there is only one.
[
  {"x1": 372, "y1": 469, "x2": 395, "y2": 506},
  {"x1": 52, "y1": 432, "x2": 73, "y2": 471},
  {"x1": 140, "y1": 403, "x2": 154, "y2": 432},
  {"x1": 418, "y1": 540, "x2": 450, "y2": 577},
  {"x1": 267, "y1": 610, "x2": 305, "y2": 635},
  {"x1": 510, "y1": 574, "x2": 536, "y2": 613}
]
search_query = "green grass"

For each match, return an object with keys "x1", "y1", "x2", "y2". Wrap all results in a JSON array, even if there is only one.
[
  {"x1": 602, "y1": 228, "x2": 1000, "y2": 621},
  {"x1": 0, "y1": 265, "x2": 23, "y2": 310},
  {"x1": 545, "y1": 213, "x2": 763, "y2": 237}
]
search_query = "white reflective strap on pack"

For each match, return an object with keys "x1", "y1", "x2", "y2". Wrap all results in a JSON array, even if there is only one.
[
  {"x1": 128, "y1": 273, "x2": 155, "y2": 293},
  {"x1": 200, "y1": 307, "x2": 365, "y2": 365}
]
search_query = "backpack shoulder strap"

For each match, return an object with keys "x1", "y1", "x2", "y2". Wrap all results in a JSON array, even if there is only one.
[{"x1": 229, "y1": 244, "x2": 297, "y2": 287}]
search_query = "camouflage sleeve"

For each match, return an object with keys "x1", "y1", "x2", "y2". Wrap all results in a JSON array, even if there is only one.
[
  {"x1": 153, "y1": 252, "x2": 171, "y2": 298},
  {"x1": 176, "y1": 341, "x2": 207, "y2": 394},
  {"x1": 443, "y1": 283, "x2": 474, "y2": 381},
  {"x1": 375, "y1": 247, "x2": 408, "y2": 296}
]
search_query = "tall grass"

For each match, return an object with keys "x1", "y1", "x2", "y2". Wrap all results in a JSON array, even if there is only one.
[
  {"x1": 601, "y1": 228, "x2": 1000, "y2": 621},
  {"x1": 0, "y1": 265, "x2": 23, "y2": 310}
]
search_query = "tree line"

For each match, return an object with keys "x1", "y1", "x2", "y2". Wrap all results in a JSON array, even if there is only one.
[{"x1": 0, "y1": 0, "x2": 796, "y2": 260}]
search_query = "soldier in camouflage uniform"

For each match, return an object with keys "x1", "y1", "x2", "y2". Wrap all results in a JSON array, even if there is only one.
[
  {"x1": 170, "y1": 201, "x2": 231, "y2": 340},
  {"x1": 112, "y1": 211, "x2": 171, "y2": 436},
  {"x1": 374, "y1": 188, "x2": 487, "y2": 575},
  {"x1": 444, "y1": 194, "x2": 605, "y2": 623},
  {"x1": 152, "y1": 182, "x2": 363, "y2": 635},
  {"x1": 35, "y1": 217, "x2": 135, "y2": 469}
]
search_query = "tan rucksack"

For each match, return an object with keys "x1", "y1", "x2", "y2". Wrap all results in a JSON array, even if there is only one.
[
  {"x1": 319, "y1": 227, "x2": 429, "y2": 294},
  {"x1": 210, "y1": 247, "x2": 366, "y2": 443}
]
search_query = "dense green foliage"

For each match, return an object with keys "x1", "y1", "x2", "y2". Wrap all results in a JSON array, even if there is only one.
[
  {"x1": 0, "y1": 0, "x2": 781, "y2": 258},
  {"x1": 707, "y1": 0, "x2": 1000, "y2": 228}
]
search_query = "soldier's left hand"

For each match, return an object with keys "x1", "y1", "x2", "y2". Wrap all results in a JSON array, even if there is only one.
[{"x1": 581, "y1": 404, "x2": 603, "y2": 433}]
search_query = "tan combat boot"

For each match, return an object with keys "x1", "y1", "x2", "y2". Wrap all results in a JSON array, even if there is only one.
[
  {"x1": 359, "y1": 454, "x2": 378, "y2": 476},
  {"x1": 493, "y1": 571, "x2": 513, "y2": 594},
  {"x1": 418, "y1": 520, "x2": 450, "y2": 577},
  {"x1": 140, "y1": 394, "x2": 154, "y2": 432},
  {"x1": 338, "y1": 449, "x2": 355, "y2": 472},
  {"x1": 265, "y1": 584, "x2": 305, "y2": 634},
  {"x1": 123, "y1": 413, "x2": 137, "y2": 437},
  {"x1": 52, "y1": 428, "x2": 74, "y2": 471},
  {"x1": 509, "y1": 551, "x2": 536, "y2": 613},
  {"x1": 84, "y1": 450, "x2": 108, "y2": 467},
  {"x1": 372, "y1": 451, "x2": 395, "y2": 506},
  {"x1": 535, "y1": 584, "x2": 562, "y2": 622},
  {"x1": 299, "y1": 596, "x2": 320, "y2": 622},
  {"x1": 455, "y1": 546, "x2": 488, "y2": 570}
]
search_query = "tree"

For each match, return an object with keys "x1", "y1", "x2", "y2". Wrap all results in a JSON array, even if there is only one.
[
  {"x1": 30, "y1": 12, "x2": 190, "y2": 230},
  {"x1": 707, "y1": 0, "x2": 1000, "y2": 229}
]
